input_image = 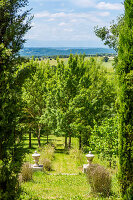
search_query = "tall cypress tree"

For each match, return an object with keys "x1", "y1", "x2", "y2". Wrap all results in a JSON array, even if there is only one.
[
  {"x1": 0, "y1": 0, "x2": 32, "y2": 199},
  {"x1": 117, "y1": 0, "x2": 133, "y2": 198}
]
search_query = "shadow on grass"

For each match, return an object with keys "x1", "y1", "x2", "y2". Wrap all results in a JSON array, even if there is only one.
[{"x1": 55, "y1": 148, "x2": 68, "y2": 154}]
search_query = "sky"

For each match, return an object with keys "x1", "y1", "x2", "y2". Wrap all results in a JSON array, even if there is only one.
[{"x1": 25, "y1": 0, "x2": 124, "y2": 48}]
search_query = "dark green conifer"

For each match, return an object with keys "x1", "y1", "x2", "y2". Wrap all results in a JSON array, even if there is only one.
[
  {"x1": 0, "y1": 0, "x2": 32, "y2": 199},
  {"x1": 117, "y1": 0, "x2": 133, "y2": 198}
]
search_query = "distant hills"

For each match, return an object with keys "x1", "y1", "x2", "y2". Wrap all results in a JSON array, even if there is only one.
[{"x1": 20, "y1": 47, "x2": 116, "y2": 57}]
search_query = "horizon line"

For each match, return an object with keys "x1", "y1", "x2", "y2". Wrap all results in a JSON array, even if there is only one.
[{"x1": 23, "y1": 46, "x2": 112, "y2": 49}]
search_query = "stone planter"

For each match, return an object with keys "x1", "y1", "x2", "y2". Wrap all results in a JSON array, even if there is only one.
[
  {"x1": 32, "y1": 151, "x2": 43, "y2": 171},
  {"x1": 83, "y1": 151, "x2": 94, "y2": 173}
]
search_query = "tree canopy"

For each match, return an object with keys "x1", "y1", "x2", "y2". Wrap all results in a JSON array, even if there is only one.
[{"x1": 0, "y1": 0, "x2": 32, "y2": 199}]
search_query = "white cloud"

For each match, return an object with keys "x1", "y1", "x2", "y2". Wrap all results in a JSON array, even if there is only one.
[
  {"x1": 34, "y1": 11, "x2": 102, "y2": 23},
  {"x1": 58, "y1": 22, "x2": 68, "y2": 26},
  {"x1": 71, "y1": 0, "x2": 96, "y2": 8},
  {"x1": 70, "y1": 19, "x2": 77, "y2": 23},
  {"x1": 96, "y1": 2, "x2": 123, "y2": 10},
  {"x1": 64, "y1": 28, "x2": 73, "y2": 32},
  {"x1": 35, "y1": 11, "x2": 50, "y2": 18},
  {"x1": 97, "y1": 12, "x2": 110, "y2": 17},
  {"x1": 51, "y1": 12, "x2": 67, "y2": 18},
  {"x1": 70, "y1": 0, "x2": 123, "y2": 10},
  {"x1": 47, "y1": 18, "x2": 55, "y2": 21}
]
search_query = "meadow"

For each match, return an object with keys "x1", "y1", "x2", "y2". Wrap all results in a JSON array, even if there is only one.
[{"x1": 45, "y1": 56, "x2": 114, "y2": 70}]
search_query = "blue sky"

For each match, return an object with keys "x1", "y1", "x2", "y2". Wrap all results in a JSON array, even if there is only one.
[{"x1": 25, "y1": 0, "x2": 124, "y2": 47}]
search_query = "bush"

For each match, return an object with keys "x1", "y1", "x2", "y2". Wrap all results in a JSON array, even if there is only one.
[
  {"x1": 42, "y1": 158, "x2": 52, "y2": 171},
  {"x1": 40, "y1": 144, "x2": 55, "y2": 171},
  {"x1": 40, "y1": 144, "x2": 55, "y2": 161},
  {"x1": 86, "y1": 164, "x2": 111, "y2": 197},
  {"x1": 20, "y1": 162, "x2": 33, "y2": 182},
  {"x1": 69, "y1": 148, "x2": 85, "y2": 166},
  {"x1": 103, "y1": 56, "x2": 109, "y2": 62}
]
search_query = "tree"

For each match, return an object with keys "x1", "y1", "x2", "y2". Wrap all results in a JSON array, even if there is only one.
[
  {"x1": 0, "y1": 0, "x2": 32, "y2": 199},
  {"x1": 90, "y1": 116, "x2": 118, "y2": 168},
  {"x1": 55, "y1": 55, "x2": 87, "y2": 149},
  {"x1": 116, "y1": 0, "x2": 133, "y2": 198},
  {"x1": 22, "y1": 60, "x2": 49, "y2": 147},
  {"x1": 103, "y1": 56, "x2": 109, "y2": 62},
  {"x1": 70, "y1": 58, "x2": 116, "y2": 149},
  {"x1": 94, "y1": 16, "x2": 123, "y2": 52}
]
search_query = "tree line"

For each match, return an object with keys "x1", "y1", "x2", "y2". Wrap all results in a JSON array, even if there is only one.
[{"x1": 21, "y1": 55, "x2": 116, "y2": 149}]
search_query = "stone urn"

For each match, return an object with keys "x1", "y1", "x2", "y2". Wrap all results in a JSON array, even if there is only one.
[
  {"x1": 32, "y1": 151, "x2": 40, "y2": 167},
  {"x1": 86, "y1": 151, "x2": 95, "y2": 166},
  {"x1": 83, "y1": 151, "x2": 95, "y2": 173}
]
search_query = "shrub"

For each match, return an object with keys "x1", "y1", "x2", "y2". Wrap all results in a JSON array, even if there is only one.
[
  {"x1": 40, "y1": 144, "x2": 55, "y2": 161},
  {"x1": 103, "y1": 56, "x2": 109, "y2": 62},
  {"x1": 20, "y1": 162, "x2": 33, "y2": 182},
  {"x1": 86, "y1": 164, "x2": 111, "y2": 197},
  {"x1": 69, "y1": 148, "x2": 85, "y2": 166},
  {"x1": 40, "y1": 144, "x2": 55, "y2": 171},
  {"x1": 42, "y1": 158, "x2": 52, "y2": 171}
]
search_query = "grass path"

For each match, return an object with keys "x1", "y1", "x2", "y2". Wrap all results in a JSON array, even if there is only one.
[{"x1": 21, "y1": 135, "x2": 120, "y2": 200}]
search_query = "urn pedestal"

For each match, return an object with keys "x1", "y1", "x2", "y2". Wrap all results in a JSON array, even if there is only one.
[
  {"x1": 32, "y1": 151, "x2": 43, "y2": 171},
  {"x1": 83, "y1": 151, "x2": 94, "y2": 173}
]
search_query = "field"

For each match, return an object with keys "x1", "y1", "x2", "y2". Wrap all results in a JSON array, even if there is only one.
[
  {"x1": 44, "y1": 56, "x2": 115, "y2": 72},
  {"x1": 20, "y1": 135, "x2": 120, "y2": 200}
]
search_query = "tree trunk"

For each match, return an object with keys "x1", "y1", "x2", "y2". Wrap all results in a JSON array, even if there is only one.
[
  {"x1": 29, "y1": 130, "x2": 31, "y2": 148},
  {"x1": 0, "y1": 141, "x2": 2, "y2": 160},
  {"x1": 68, "y1": 134, "x2": 71, "y2": 149},
  {"x1": 37, "y1": 126, "x2": 41, "y2": 148},
  {"x1": 47, "y1": 133, "x2": 49, "y2": 144},
  {"x1": 79, "y1": 134, "x2": 82, "y2": 150},
  {"x1": 65, "y1": 135, "x2": 67, "y2": 149},
  {"x1": 37, "y1": 135, "x2": 41, "y2": 148}
]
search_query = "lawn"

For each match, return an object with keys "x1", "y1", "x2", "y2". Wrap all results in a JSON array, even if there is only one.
[{"x1": 20, "y1": 135, "x2": 121, "y2": 200}]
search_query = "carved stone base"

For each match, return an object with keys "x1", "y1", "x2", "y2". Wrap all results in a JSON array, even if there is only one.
[{"x1": 31, "y1": 164, "x2": 43, "y2": 171}]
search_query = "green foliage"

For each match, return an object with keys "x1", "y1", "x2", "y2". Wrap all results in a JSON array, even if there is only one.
[
  {"x1": 22, "y1": 59, "x2": 54, "y2": 147},
  {"x1": 21, "y1": 55, "x2": 116, "y2": 153},
  {"x1": 0, "y1": 0, "x2": 32, "y2": 54},
  {"x1": 70, "y1": 57, "x2": 116, "y2": 148},
  {"x1": 116, "y1": 0, "x2": 133, "y2": 197},
  {"x1": 123, "y1": 184, "x2": 133, "y2": 200},
  {"x1": 0, "y1": 0, "x2": 32, "y2": 199},
  {"x1": 55, "y1": 54, "x2": 86, "y2": 148},
  {"x1": 103, "y1": 56, "x2": 109, "y2": 62},
  {"x1": 89, "y1": 117, "x2": 118, "y2": 167},
  {"x1": 94, "y1": 16, "x2": 123, "y2": 52}
]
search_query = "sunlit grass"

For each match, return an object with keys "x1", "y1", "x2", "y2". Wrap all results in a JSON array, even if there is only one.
[
  {"x1": 21, "y1": 171, "x2": 120, "y2": 200},
  {"x1": 21, "y1": 135, "x2": 121, "y2": 200}
]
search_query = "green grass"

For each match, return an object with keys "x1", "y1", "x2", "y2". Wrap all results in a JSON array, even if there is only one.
[
  {"x1": 20, "y1": 135, "x2": 121, "y2": 200},
  {"x1": 21, "y1": 172, "x2": 90, "y2": 200},
  {"x1": 21, "y1": 172, "x2": 120, "y2": 200}
]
